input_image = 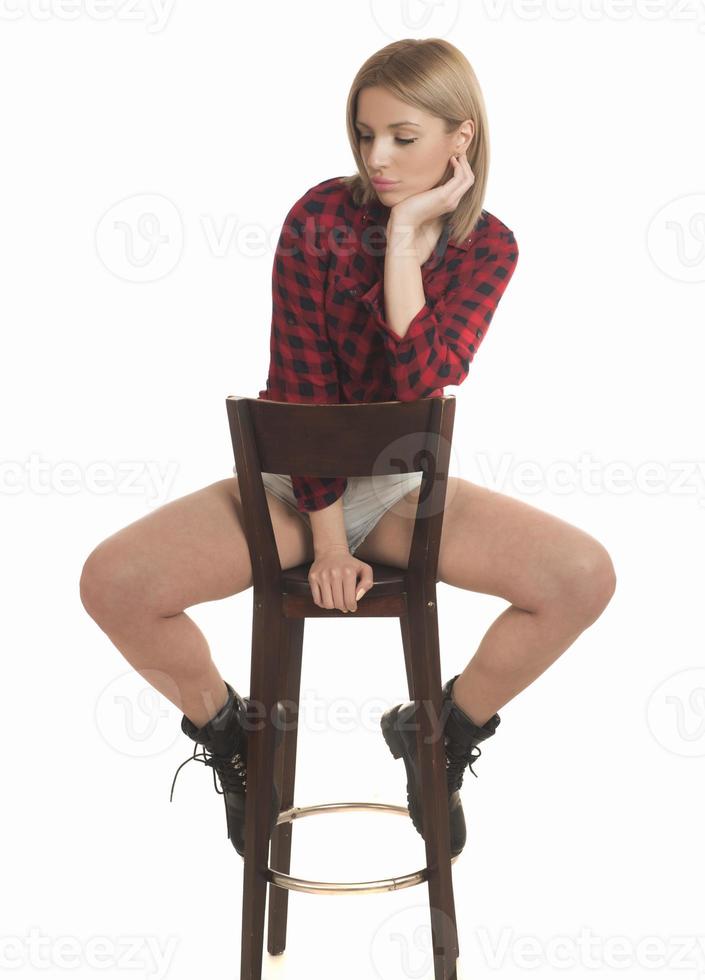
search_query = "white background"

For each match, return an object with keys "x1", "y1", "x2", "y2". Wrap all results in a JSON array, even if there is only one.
[{"x1": 2, "y1": 1, "x2": 704, "y2": 978}]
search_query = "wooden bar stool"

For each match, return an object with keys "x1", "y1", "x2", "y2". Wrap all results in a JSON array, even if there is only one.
[{"x1": 226, "y1": 393, "x2": 460, "y2": 980}]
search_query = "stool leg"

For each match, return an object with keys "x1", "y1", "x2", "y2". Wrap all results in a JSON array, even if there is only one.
[
  {"x1": 400, "y1": 610, "x2": 416, "y2": 702},
  {"x1": 405, "y1": 590, "x2": 460, "y2": 979},
  {"x1": 240, "y1": 600, "x2": 283, "y2": 980},
  {"x1": 267, "y1": 617, "x2": 304, "y2": 955}
]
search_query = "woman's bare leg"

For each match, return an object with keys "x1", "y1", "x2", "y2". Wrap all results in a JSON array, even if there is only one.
[
  {"x1": 354, "y1": 477, "x2": 617, "y2": 726},
  {"x1": 79, "y1": 476, "x2": 314, "y2": 728}
]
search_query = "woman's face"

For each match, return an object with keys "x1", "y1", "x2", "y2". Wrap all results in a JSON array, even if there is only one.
[{"x1": 355, "y1": 86, "x2": 474, "y2": 206}]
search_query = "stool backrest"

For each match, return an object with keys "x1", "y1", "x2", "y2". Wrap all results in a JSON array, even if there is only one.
[{"x1": 226, "y1": 396, "x2": 456, "y2": 591}]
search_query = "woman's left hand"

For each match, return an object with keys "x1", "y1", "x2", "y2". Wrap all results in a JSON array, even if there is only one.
[{"x1": 389, "y1": 153, "x2": 475, "y2": 233}]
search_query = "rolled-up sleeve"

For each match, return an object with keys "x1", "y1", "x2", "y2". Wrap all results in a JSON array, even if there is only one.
[
  {"x1": 360, "y1": 228, "x2": 519, "y2": 401},
  {"x1": 258, "y1": 194, "x2": 348, "y2": 512}
]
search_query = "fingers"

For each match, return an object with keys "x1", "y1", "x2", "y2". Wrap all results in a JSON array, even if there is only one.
[
  {"x1": 343, "y1": 568, "x2": 360, "y2": 613},
  {"x1": 310, "y1": 568, "x2": 355, "y2": 613},
  {"x1": 309, "y1": 565, "x2": 374, "y2": 613},
  {"x1": 448, "y1": 156, "x2": 467, "y2": 197},
  {"x1": 308, "y1": 558, "x2": 375, "y2": 614},
  {"x1": 358, "y1": 570, "x2": 374, "y2": 597},
  {"x1": 337, "y1": 569, "x2": 355, "y2": 613},
  {"x1": 458, "y1": 153, "x2": 475, "y2": 187},
  {"x1": 448, "y1": 154, "x2": 474, "y2": 205},
  {"x1": 354, "y1": 569, "x2": 374, "y2": 609},
  {"x1": 320, "y1": 566, "x2": 349, "y2": 612},
  {"x1": 321, "y1": 576, "x2": 340, "y2": 612}
]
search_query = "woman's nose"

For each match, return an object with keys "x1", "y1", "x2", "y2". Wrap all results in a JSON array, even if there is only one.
[{"x1": 367, "y1": 148, "x2": 393, "y2": 168}]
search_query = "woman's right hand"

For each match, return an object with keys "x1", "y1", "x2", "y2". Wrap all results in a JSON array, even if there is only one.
[{"x1": 308, "y1": 545, "x2": 374, "y2": 612}]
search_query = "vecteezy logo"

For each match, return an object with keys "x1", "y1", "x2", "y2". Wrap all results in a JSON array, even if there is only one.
[
  {"x1": 370, "y1": 903, "x2": 457, "y2": 979},
  {"x1": 646, "y1": 193, "x2": 705, "y2": 283},
  {"x1": 370, "y1": 431, "x2": 460, "y2": 521},
  {"x1": 646, "y1": 667, "x2": 705, "y2": 757},
  {"x1": 95, "y1": 192, "x2": 183, "y2": 282},
  {"x1": 94, "y1": 668, "x2": 182, "y2": 757},
  {"x1": 369, "y1": 0, "x2": 460, "y2": 39}
]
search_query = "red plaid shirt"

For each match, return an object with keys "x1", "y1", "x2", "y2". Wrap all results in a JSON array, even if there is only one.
[{"x1": 259, "y1": 176, "x2": 519, "y2": 512}]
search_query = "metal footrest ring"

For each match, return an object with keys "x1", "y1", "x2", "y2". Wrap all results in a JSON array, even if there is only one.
[{"x1": 266, "y1": 800, "x2": 459, "y2": 896}]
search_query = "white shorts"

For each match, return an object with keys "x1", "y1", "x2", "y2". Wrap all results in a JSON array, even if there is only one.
[{"x1": 231, "y1": 466, "x2": 423, "y2": 555}]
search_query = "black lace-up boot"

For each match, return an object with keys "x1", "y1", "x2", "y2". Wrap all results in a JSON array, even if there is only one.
[
  {"x1": 169, "y1": 680, "x2": 285, "y2": 857},
  {"x1": 380, "y1": 673, "x2": 500, "y2": 857}
]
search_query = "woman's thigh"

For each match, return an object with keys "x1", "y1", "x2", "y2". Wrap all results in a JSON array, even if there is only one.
[
  {"x1": 79, "y1": 476, "x2": 315, "y2": 619},
  {"x1": 354, "y1": 477, "x2": 616, "y2": 617}
]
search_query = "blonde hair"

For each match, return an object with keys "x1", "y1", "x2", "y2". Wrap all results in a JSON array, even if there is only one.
[{"x1": 340, "y1": 38, "x2": 490, "y2": 246}]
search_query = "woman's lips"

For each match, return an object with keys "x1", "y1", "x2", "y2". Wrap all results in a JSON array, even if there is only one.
[{"x1": 371, "y1": 178, "x2": 399, "y2": 188}]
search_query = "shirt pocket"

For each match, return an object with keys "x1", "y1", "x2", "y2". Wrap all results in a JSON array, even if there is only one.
[
  {"x1": 330, "y1": 270, "x2": 389, "y2": 327},
  {"x1": 326, "y1": 272, "x2": 381, "y2": 368},
  {"x1": 330, "y1": 272, "x2": 372, "y2": 307}
]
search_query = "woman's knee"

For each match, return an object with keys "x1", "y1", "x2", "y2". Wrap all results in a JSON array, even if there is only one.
[
  {"x1": 79, "y1": 481, "x2": 255, "y2": 621},
  {"x1": 79, "y1": 539, "x2": 150, "y2": 623},
  {"x1": 555, "y1": 539, "x2": 617, "y2": 624},
  {"x1": 79, "y1": 543, "x2": 118, "y2": 622}
]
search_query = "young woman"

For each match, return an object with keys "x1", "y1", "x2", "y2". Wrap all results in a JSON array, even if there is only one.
[{"x1": 80, "y1": 38, "x2": 616, "y2": 859}]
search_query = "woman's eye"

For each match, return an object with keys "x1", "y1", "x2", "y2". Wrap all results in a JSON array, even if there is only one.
[{"x1": 358, "y1": 135, "x2": 416, "y2": 145}]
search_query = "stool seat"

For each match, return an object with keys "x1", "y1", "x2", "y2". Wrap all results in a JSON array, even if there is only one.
[{"x1": 281, "y1": 561, "x2": 409, "y2": 597}]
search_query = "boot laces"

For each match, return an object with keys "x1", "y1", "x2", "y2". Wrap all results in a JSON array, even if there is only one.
[
  {"x1": 445, "y1": 736, "x2": 482, "y2": 794},
  {"x1": 169, "y1": 743, "x2": 247, "y2": 803}
]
